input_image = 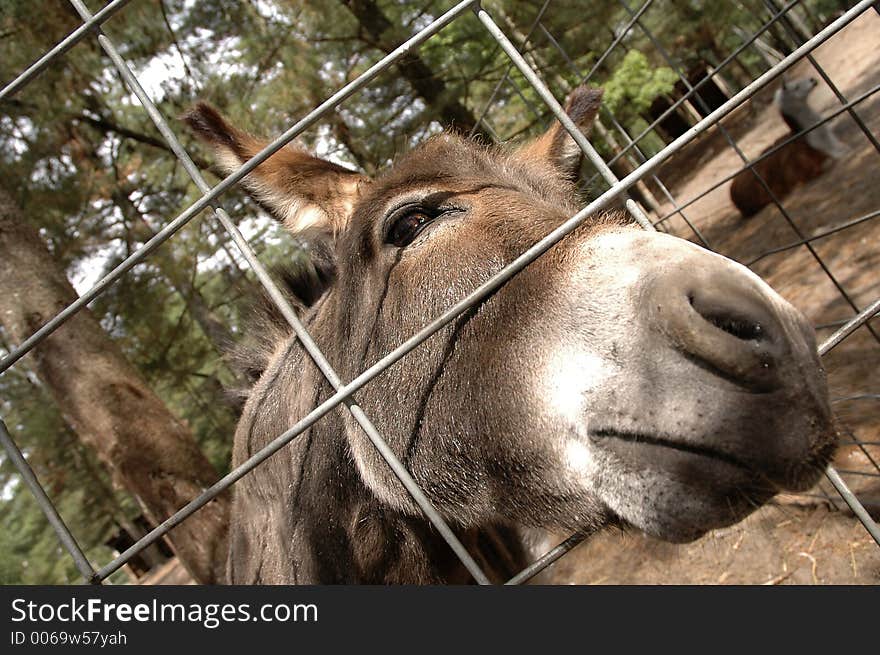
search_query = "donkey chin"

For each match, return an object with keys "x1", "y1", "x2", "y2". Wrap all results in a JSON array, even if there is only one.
[{"x1": 547, "y1": 229, "x2": 838, "y2": 544}]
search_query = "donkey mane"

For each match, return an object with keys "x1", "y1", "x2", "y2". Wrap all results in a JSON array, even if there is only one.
[
  {"x1": 224, "y1": 273, "x2": 296, "y2": 401},
  {"x1": 226, "y1": 239, "x2": 332, "y2": 400}
]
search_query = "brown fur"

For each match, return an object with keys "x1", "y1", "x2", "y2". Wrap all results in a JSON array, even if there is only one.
[
  {"x1": 729, "y1": 133, "x2": 828, "y2": 217},
  {"x1": 183, "y1": 102, "x2": 366, "y2": 234}
]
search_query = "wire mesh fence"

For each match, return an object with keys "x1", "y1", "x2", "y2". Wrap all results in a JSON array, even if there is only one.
[{"x1": 1, "y1": 0, "x2": 879, "y2": 585}]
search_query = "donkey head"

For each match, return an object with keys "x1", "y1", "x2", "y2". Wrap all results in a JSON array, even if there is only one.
[{"x1": 186, "y1": 87, "x2": 835, "y2": 551}]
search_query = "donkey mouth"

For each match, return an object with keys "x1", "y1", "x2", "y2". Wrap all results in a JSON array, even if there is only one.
[
  {"x1": 590, "y1": 428, "x2": 769, "y2": 486},
  {"x1": 590, "y1": 427, "x2": 833, "y2": 493}
]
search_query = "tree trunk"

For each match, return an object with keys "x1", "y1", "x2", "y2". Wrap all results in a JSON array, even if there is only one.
[
  {"x1": 340, "y1": 0, "x2": 493, "y2": 141},
  {"x1": 0, "y1": 186, "x2": 229, "y2": 584},
  {"x1": 76, "y1": 444, "x2": 169, "y2": 571}
]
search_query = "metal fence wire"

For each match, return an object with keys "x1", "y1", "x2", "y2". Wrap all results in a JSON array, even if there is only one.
[{"x1": 1, "y1": 0, "x2": 880, "y2": 585}]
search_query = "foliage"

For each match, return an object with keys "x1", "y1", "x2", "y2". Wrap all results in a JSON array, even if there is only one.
[
  {"x1": 603, "y1": 51, "x2": 678, "y2": 126},
  {"x1": 0, "y1": 365, "x2": 132, "y2": 584}
]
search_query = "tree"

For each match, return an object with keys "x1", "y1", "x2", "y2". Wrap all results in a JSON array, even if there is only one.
[
  {"x1": 339, "y1": 0, "x2": 493, "y2": 140},
  {"x1": 0, "y1": 359, "x2": 137, "y2": 584},
  {"x1": 0, "y1": 185, "x2": 229, "y2": 584}
]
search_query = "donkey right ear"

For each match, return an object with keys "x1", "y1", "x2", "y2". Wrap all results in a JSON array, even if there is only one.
[{"x1": 183, "y1": 102, "x2": 368, "y2": 236}]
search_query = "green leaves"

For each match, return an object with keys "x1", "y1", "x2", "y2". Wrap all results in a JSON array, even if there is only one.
[{"x1": 602, "y1": 50, "x2": 678, "y2": 121}]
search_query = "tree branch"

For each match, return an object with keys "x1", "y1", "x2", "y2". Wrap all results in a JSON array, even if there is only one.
[{"x1": 76, "y1": 113, "x2": 211, "y2": 169}]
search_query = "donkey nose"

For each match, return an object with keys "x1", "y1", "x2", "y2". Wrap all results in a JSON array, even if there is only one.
[{"x1": 650, "y1": 266, "x2": 787, "y2": 391}]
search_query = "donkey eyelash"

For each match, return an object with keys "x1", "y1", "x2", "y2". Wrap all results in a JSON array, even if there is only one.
[{"x1": 383, "y1": 202, "x2": 464, "y2": 247}]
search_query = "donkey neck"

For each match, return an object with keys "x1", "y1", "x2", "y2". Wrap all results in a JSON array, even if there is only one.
[
  {"x1": 287, "y1": 421, "x2": 476, "y2": 583},
  {"x1": 231, "y1": 341, "x2": 526, "y2": 583},
  {"x1": 284, "y1": 412, "x2": 530, "y2": 583}
]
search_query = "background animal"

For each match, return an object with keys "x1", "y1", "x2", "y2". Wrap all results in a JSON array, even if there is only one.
[
  {"x1": 185, "y1": 87, "x2": 837, "y2": 584},
  {"x1": 730, "y1": 77, "x2": 847, "y2": 217}
]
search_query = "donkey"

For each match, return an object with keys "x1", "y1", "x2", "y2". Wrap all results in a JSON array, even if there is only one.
[
  {"x1": 730, "y1": 77, "x2": 847, "y2": 217},
  {"x1": 185, "y1": 86, "x2": 836, "y2": 584}
]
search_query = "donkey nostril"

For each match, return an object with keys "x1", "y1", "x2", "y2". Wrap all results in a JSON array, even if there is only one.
[
  {"x1": 655, "y1": 273, "x2": 785, "y2": 391},
  {"x1": 688, "y1": 294, "x2": 765, "y2": 342},
  {"x1": 705, "y1": 313, "x2": 763, "y2": 341}
]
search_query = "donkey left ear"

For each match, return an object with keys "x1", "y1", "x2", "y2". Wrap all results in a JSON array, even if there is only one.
[
  {"x1": 183, "y1": 102, "x2": 367, "y2": 237},
  {"x1": 518, "y1": 86, "x2": 603, "y2": 182}
]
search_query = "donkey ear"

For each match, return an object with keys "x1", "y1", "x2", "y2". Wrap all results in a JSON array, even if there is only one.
[
  {"x1": 183, "y1": 102, "x2": 367, "y2": 236},
  {"x1": 519, "y1": 86, "x2": 603, "y2": 181}
]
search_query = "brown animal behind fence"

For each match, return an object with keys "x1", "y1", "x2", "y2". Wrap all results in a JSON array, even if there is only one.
[{"x1": 730, "y1": 77, "x2": 847, "y2": 217}]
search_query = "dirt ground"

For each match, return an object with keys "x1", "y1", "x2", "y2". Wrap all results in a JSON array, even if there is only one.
[
  {"x1": 545, "y1": 10, "x2": 880, "y2": 585},
  {"x1": 547, "y1": 504, "x2": 880, "y2": 585}
]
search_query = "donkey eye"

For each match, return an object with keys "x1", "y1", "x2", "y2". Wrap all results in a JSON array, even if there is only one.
[{"x1": 386, "y1": 210, "x2": 435, "y2": 247}]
